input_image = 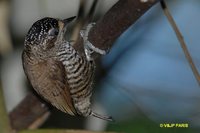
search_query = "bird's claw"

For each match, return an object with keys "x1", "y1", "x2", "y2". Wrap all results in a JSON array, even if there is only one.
[{"x1": 80, "y1": 23, "x2": 107, "y2": 61}]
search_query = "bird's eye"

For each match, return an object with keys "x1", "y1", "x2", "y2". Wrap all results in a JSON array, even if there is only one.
[{"x1": 48, "y1": 28, "x2": 59, "y2": 36}]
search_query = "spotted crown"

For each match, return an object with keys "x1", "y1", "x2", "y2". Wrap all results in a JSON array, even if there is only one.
[{"x1": 25, "y1": 17, "x2": 59, "y2": 45}]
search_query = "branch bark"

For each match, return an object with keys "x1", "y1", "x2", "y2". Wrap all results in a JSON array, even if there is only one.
[
  {"x1": 74, "y1": 0, "x2": 158, "y2": 53},
  {"x1": 9, "y1": 0, "x2": 159, "y2": 131},
  {"x1": 9, "y1": 92, "x2": 50, "y2": 131}
]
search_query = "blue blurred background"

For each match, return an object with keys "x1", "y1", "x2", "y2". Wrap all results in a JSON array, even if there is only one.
[
  {"x1": 90, "y1": 0, "x2": 200, "y2": 132},
  {"x1": 0, "y1": 0, "x2": 200, "y2": 132}
]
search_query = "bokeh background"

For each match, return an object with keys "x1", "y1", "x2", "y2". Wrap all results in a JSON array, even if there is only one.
[{"x1": 0, "y1": 0, "x2": 200, "y2": 133}]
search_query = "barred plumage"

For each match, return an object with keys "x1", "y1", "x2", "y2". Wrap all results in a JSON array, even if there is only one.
[
  {"x1": 57, "y1": 42, "x2": 94, "y2": 116},
  {"x1": 22, "y1": 17, "x2": 113, "y2": 121}
]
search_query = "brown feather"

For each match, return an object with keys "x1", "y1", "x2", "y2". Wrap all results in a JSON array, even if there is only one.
[{"x1": 22, "y1": 51, "x2": 77, "y2": 115}]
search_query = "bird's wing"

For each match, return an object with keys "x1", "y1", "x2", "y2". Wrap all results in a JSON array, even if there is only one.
[{"x1": 22, "y1": 53, "x2": 77, "y2": 115}]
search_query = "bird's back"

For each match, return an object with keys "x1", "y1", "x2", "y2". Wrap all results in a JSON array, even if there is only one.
[{"x1": 22, "y1": 51, "x2": 77, "y2": 115}]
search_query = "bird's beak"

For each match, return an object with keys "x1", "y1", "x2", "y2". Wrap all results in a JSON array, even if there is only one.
[
  {"x1": 63, "y1": 16, "x2": 76, "y2": 27},
  {"x1": 57, "y1": 16, "x2": 76, "y2": 42}
]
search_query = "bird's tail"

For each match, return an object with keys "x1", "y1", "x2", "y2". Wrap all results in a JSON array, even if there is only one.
[{"x1": 90, "y1": 111, "x2": 114, "y2": 122}]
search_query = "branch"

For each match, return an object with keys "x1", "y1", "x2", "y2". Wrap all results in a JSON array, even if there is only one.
[
  {"x1": 160, "y1": 0, "x2": 200, "y2": 86},
  {"x1": 9, "y1": 0, "x2": 159, "y2": 131},
  {"x1": 9, "y1": 92, "x2": 50, "y2": 131},
  {"x1": 71, "y1": 0, "x2": 98, "y2": 43},
  {"x1": 74, "y1": 0, "x2": 158, "y2": 53}
]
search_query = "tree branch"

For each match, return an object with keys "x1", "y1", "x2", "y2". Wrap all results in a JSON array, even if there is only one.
[
  {"x1": 74, "y1": 0, "x2": 158, "y2": 53},
  {"x1": 9, "y1": 0, "x2": 159, "y2": 131},
  {"x1": 9, "y1": 92, "x2": 50, "y2": 131}
]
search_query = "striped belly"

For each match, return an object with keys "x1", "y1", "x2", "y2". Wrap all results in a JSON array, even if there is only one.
[
  {"x1": 66, "y1": 56, "x2": 94, "y2": 99},
  {"x1": 58, "y1": 47, "x2": 95, "y2": 116}
]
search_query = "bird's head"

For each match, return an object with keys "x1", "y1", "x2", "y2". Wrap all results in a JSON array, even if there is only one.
[{"x1": 24, "y1": 16, "x2": 76, "y2": 55}]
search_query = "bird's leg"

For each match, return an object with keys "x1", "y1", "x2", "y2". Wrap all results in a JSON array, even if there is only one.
[{"x1": 80, "y1": 23, "x2": 107, "y2": 61}]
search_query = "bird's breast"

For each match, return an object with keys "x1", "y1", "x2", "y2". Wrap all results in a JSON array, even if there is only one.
[{"x1": 57, "y1": 44, "x2": 95, "y2": 116}]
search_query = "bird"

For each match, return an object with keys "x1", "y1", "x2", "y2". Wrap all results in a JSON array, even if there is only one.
[{"x1": 22, "y1": 16, "x2": 113, "y2": 121}]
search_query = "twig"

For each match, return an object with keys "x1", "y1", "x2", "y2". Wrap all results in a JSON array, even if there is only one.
[
  {"x1": 71, "y1": 0, "x2": 98, "y2": 42},
  {"x1": 85, "y1": 0, "x2": 98, "y2": 23},
  {"x1": 0, "y1": 81, "x2": 12, "y2": 133},
  {"x1": 160, "y1": 0, "x2": 200, "y2": 86},
  {"x1": 70, "y1": 0, "x2": 86, "y2": 41},
  {"x1": 9, "y1": 0, "x2": 159, "y2": 130}
]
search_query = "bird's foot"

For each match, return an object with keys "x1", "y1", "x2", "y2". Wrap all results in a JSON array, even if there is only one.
[{"x1": 80, "y1": 23, "x2": 107, "y2": 61}]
